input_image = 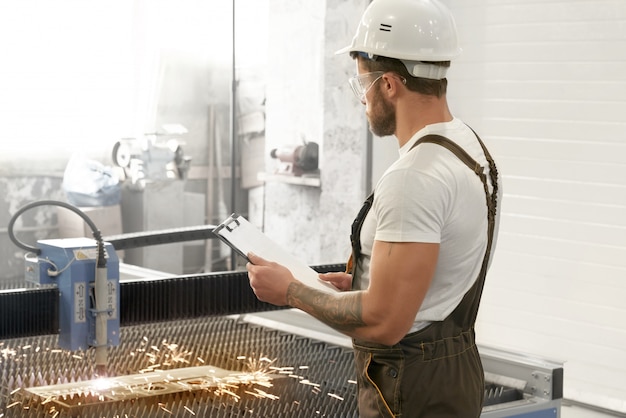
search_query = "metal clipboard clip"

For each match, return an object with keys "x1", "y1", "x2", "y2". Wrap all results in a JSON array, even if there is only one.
[{"x1": 212, "y1": 213, "x2": 250, "y2": 262}]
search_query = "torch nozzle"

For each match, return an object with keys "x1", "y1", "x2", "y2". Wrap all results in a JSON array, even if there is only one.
[{"x1": 95, "y1": 363, "x2": 107, "y2": 378}]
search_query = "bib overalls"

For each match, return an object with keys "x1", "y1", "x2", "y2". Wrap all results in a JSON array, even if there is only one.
[{"x1": 348, "y1": 134, "x2": 499, "y2": 417}]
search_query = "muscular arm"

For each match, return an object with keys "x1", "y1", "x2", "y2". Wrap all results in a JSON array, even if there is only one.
[
  {"x1": 286, "y1": 281, "x2": 366, "y2": 334},
  {"x1": 247, "y1": 240, "x2": 438, "y2": 345}
]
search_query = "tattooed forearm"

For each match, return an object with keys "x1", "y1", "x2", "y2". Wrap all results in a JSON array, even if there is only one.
[{"x1": 286, "y1": 282, "x2": 367, "y2": 333}]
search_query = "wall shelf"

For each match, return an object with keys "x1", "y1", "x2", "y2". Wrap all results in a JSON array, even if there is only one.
[{"x1": 257, "y1": 172, "x2": 321, "y2": 187}]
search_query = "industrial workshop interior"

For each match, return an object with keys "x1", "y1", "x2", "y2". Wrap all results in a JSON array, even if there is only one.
[{"x1": 0, "y1": 0, "x2": 624, "y2": 417}]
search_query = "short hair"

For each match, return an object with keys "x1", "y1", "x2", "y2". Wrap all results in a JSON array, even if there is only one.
[{"x1": 351, "y1": 52, "x2": 449, "y2": 97}]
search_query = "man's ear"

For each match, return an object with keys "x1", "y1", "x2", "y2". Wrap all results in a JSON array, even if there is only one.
[{"x1": 380, "y1": 74, "x2": 399, "y2": 99}]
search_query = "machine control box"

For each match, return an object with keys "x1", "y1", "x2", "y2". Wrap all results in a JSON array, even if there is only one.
[{"x1": 25, "y1": 238, "x2": 120, "y2": 351}]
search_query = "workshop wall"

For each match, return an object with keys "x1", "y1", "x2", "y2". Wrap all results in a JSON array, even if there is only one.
[
  {"x1": 443, "y1": 0, "x2": 626, "y2": 412},
  {"x1": 0, "y1": 177, "x2": 64, "y2": 283},
  {"x1": 254, "y1": 0, "x2": 370, "y2": 265}
]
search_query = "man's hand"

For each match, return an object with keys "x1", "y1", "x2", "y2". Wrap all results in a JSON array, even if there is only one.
[
  {"x1": 318, "y1": 272, "x2": 352, "y2": 291},
  {"x1": 246, "y1": 253, "x2": 297, "y2": 306}
]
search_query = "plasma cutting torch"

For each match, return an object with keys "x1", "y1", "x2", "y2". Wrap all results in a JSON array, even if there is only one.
[{"x1": 8, "y1": 201, "x2": 116, "y2": 376}]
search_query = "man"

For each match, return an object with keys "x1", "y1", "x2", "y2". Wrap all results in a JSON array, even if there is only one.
[{"x1": 247, "y1": 0, "x2": 501, "y2": 416}]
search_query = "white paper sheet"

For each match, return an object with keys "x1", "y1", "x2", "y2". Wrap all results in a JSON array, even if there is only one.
[{"x1": 213, "y1": 214, "x2": 339, "y2": 294}]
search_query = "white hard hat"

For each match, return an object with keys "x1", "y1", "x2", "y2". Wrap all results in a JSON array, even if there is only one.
[{"x1": 336, "y1": 0, "x2": 461, "y2": 79}]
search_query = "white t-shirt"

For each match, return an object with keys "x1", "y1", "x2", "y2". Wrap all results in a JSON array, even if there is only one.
[{"x1": 355, "y1": 118, "x2": 501, "y2": 333}]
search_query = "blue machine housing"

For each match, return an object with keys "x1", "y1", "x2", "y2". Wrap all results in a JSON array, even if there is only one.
[{"x1": 25, "y1": 237, "x2": 120, "y2": 351}]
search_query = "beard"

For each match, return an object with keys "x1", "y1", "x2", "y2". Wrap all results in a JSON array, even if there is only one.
[{"x1": 367, "y1": 85, "x2": 396, "y2": 137}]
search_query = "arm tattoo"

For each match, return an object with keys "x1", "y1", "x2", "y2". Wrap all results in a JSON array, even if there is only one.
[{"x1": 286, "y1": 282, "x2": 367, "y2": 333}]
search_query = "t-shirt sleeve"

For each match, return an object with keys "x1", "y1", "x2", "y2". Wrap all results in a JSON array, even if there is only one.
[{"x1": 373, "y1": 167, "x2": 450, "y2": 244}]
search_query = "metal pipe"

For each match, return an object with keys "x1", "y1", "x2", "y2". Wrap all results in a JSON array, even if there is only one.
[{"x1": 229, "y1": 0, "x2": 238, "y2": 269}]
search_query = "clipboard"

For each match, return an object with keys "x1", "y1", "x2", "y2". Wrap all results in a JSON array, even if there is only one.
[{"x1": 212, "y1": 214, "x2": 338, "y2": 294}]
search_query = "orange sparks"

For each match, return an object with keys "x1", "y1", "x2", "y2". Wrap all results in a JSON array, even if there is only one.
[
  {"x1": 219, "y1": 388, "x2": 240, "y2": 401},
  {"x1": 328, "y1": 393, "x2": 344, "y2": 401},
  {"x1": 7, "y1": 338, "x2": 294, "y2": 414},
  {"x1": 299, "y1": 379, "x2": 320, "y2": 388},
  {"x1": 245, "y1": 388, "x2": 280, "y2": 400},
  {"x1": 1, "y1": 347, "x2": 17, "y2": 360},
  {"x1": 158, "y1": 402, "x2": 173, "y2": 414}
]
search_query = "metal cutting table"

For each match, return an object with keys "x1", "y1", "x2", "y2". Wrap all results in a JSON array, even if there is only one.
[
  {"x1": 1, "y1": 264, "x2": 563, "y2": 417},
  {"x1": 0, "y1": 223, "x2": 563, "y2": 417}
]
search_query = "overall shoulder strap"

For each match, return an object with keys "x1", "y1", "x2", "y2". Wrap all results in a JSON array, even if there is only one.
[
  {"x1": 409, "y1": 132, "x2": 500, "y2": 325},
  {"x1": 409, "y1": 132, "x2": 499, "y2": 228},
  {"x1": 410, "y1": 134, "x2": 482, "y2": 175}
]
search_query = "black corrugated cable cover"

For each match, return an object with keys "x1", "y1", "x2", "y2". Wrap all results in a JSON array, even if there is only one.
[
  {"x1": 0, "y1": 288, "x2": 59, "y2": 339},
  {"x1": 119, "y1": 270, "x2": 283, "y2": 325},
  {"x1": 0, "y1": 264, "x2": 345, "y2": 339}
]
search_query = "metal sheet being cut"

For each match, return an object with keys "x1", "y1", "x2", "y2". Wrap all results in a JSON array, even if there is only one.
[{"x1": 22, "y1": 365, "x2": 269, "y2": 411}]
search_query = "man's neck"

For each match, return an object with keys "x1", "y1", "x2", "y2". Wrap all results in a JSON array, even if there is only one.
[{"x1": 394, "y1": 95, "x2": 453, "y2": 147}]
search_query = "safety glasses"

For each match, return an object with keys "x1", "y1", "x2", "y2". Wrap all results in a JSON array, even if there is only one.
[{"x1": 348, "y1": 71, "x2": 385, "y2": 102}]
